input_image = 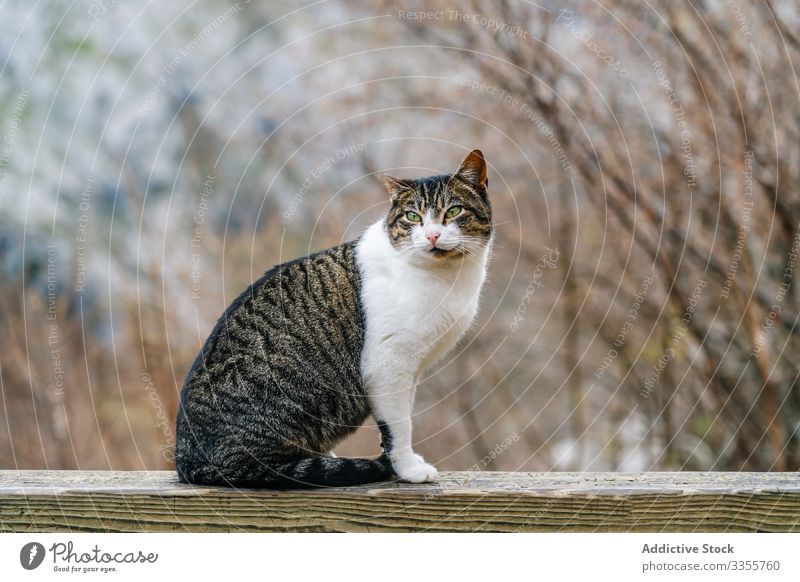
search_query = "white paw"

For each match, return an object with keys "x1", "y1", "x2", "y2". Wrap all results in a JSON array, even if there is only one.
[{"x1": 394, "y1": 456, "x2": 438, "y2": 483}]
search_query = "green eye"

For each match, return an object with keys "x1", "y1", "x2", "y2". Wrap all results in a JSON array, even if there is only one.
[
  {"x1": 445, "y1": 205, "x2": 463, "y2": 219},
  {"x1": 405, "y1": 211, "x2": 422, "y2": 222}
]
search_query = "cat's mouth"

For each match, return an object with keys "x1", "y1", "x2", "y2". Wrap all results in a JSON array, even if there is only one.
[{"x1": 429, "y1": 247, "x2": 460, "y2": 258}]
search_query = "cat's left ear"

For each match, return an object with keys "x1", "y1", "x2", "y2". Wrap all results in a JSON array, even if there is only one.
[
  {"x1": 455, "y1": 149, "x2": 488, "y2": 191},
  {"x1": 382, "y1": 175, "x2": 414, "y2": 202}
]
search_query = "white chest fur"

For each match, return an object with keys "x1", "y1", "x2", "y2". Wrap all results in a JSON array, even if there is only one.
[{"x1": 356, "y1": 220, "x2": 489, "y2": 383}]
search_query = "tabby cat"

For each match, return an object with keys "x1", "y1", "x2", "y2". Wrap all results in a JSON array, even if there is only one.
[{"x1": 175, "y1": 149, "x2": 492, "y2": 487}]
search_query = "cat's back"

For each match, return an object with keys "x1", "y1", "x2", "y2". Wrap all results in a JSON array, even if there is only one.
[
  {"x1": 182, "y1": 240, "x2": 367, "y2": 404},
  {"x1": 176, "y1": 240, "x2": 372, "y2": 474}
]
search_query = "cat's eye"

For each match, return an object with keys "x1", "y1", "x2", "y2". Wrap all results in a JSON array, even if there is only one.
[
  {"x1": 445, "y1": 205, "x2": 463, "y2": 219},
  {"x1": 405, "y1": 211, "x2": 422, "y2": 222}
]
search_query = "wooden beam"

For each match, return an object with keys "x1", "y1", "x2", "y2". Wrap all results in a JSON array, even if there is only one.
[{"x1": 1, "y1": 471, "x2": 799, "y2": 532}]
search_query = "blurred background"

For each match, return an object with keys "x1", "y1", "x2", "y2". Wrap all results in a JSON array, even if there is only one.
[{"x1": 1, "y1": 0, "x2": 798, "y2": 473}]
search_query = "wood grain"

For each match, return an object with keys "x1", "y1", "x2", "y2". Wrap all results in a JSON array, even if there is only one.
[{"x1": 1, "y1": 471, "x2": 798, "y2": 532}]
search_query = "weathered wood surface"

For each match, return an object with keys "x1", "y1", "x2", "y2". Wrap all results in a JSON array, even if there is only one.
[{"x1": 1, "y1": 471, "x2": 799, "y2": 532}]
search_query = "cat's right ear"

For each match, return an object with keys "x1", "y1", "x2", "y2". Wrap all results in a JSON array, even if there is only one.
[
  {"x1": 382, "y1": 175, "x2": 414, "y2": 202},
  {"x1": 455, "y1": 149, "x2": 488, "y2": 191}
]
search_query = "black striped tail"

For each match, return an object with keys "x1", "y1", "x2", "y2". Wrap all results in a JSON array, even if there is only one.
[{"x1": 178, "y1": 455, "x2": 395, "y2": 489}]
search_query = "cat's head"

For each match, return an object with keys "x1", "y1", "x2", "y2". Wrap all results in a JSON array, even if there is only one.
[{"x1": 382, "y1": 149, "x2": 492, "y2": 264}]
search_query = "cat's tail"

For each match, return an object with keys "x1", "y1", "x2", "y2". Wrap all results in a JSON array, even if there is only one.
[
  {"x1": 178, "y1": 454, "x2": 395, "y2": 489},
  {"x1": 274, "y1": 456, "x2": 395, "y2": 488}
]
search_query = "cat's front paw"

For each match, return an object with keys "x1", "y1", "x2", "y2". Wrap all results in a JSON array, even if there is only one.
[{"x1": 393, "y1": 456, "x2": 438, "y2": 483}]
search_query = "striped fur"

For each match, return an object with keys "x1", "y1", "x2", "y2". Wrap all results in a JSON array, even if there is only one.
[{"x1": 175, "y1": 243, "x2": 389, "y2": 487}]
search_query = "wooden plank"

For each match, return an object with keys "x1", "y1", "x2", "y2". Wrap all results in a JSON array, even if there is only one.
[{"x1": 0, "y1": 471, "x2": 798, "y2": 532}]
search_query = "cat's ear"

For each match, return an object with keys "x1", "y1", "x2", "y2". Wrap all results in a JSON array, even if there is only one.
[
  {"x1": 382, "y1": 175, "x2": 414, "y2": 201},
  {"x1": 455, "y1": 149, "x2": 488, "y2": 190}
]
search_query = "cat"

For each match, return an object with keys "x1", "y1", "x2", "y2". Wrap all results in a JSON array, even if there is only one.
[{"x1": 175, "y1": 149, "x2": 492, "y2": 487}]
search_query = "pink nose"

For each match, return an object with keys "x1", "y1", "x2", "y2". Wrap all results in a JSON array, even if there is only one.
[{"x1": 426, "y1": 232, "x2": 440, "y2": 246}]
